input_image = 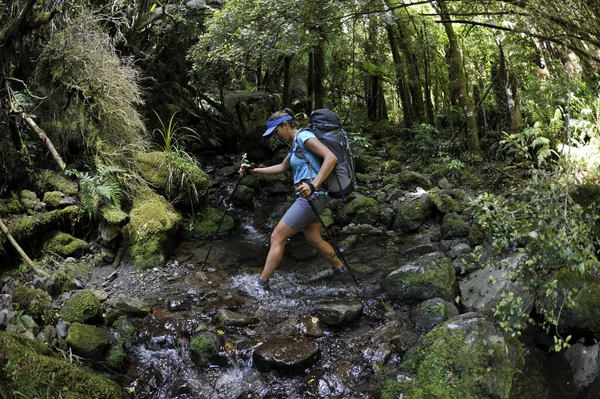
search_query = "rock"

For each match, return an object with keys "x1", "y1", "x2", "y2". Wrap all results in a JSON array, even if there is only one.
[
  {"x1": 397, "y1": 171, "x2": 432, "y2": 191},
  {"x1": 447, "y1": 242, "x2": 471, "y2": 259},
  {"x1": 398, "y1": 233, "x2": 435, "y2": 255},
  {"x1": 340, "y1": 223, "x2": 384, "y2": 235},
  {"x1": 60, "y1": 290, "x2": 103, "y2": 323},
  {"x1": 394, "y1": 199, "x2": 430, "y2": 232},
  {"x1": 427, "y1": 188, "x2": 460, "y2": 214},
  {"x1": 390, "y1": 312, "x2": 522, "y2": 398},
  {"x1": 42, "y1": 191, "x2": 77, "y2": 209},
  {"x1": 382, "y1": 252, "x2": 456, "y2": 302},
  {"x1": 189, "y1": 332, "x2": 224, "y2": 367},
  {"x1": 253, "y1": 336, "x2": 321, "y2": 372},
  {"x1": 336, "y1": 195, "x2": 379, "y2": 225},
  {"x1": 56, "y1": 319, "x2": 68, "y2": 339},
  {"x1": 66, "y1": 322, "x2": 112, "y2": 360},
  {"x1": 0, "y1": 309, "x2": 12, "y2": 329},
  {"x1": 183, "y1": 206, "x2": 236, "y2": 238},
  {"x1": 0, "y1": 331, "x2": 123, "y2": 397},
  {"x1": 11, "y1": 286, "x2": 52, "y2": 324},
  {"x1": 215, "y1": 309, "x2": 254, "y2": 327},
  {"x1": 167, "y1": 297, "x2": 192, "y2": 312},
  {"x1": 314, "y1": 300, "x2": 363, "y2": 326},
  {"x1": 106, "y1": 294, "x2": 151, "y2": 316},
  {"x1": 441, "y1": 212, "x2": 470, "y2": 239},
  {"x1": 410, "y1": 297, "x2": 459, "y2": 330},
  {"x1": 231, "y1": 185, "x2": 255, "y2": 207},
  {"x1": 123, "y1": 187, "x2": 182, "y2": 269},
  {"x1": 364, "y1": 344, "x2": 393, "y2": 374},
  {"x1": 459, "y1": 254, "x2": 534, "y2": 318},
  {"x1": 297, "y1": 315, "x2": 324, "y2": 337},
  {"x1": 42, "y1": 231, "x2": 88, "y2": 257},
  {"x1": 564, "y1": 342, "x2": 599, "y2": 391}
]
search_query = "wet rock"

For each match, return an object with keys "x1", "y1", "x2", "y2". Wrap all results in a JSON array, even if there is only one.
[
  {"x1": 106, "y1": 294, "x2": 151, "y2": 316},
  {"x1": 297, "y1": 315, "x2": 324, "y2": 337},
  {"x1": 172, "y1": 380, "x2": 193, "y2": 395},
  {"x1": 167, "y1": 297, "x2": 192, "y2": 312},
  {"x1": 253, "y1": 336, "x2": 321, "y2": 372},
  {"x1": 459, "y1": 254, "x2": 533, "y2": 318},
  {"x1": 66, "y1": 322, "x2": 111, "y2": 360},
  {"x1": 231, "y1": 185, "x2": 255, "y2": 207},
  {"x1": 60, "y1": 290, "x2": 102, "y2": 323},
  {"x1": 215, "y1": 309, "x2": 254, "y2": 327},
  {"x1": 189, "y1": 331, "x2": 223, "y2": 367},
  {"x1": 364, "y1": 344, "x2": 393, "y2": 374},
  {"x1": 564, "y1": 341, "x2": 599, "y2": 391},
  {"x1": 314, "y1": 300, "x2": 363, "y2": 326},
  {"x1": 410, "y1": 297, "x2": 459, "y2": 330},
  {"x1": 382, "y1": 252, "x2": 455, "y2": 302},
  {"x1": 398, "y1": 233, "x2": 435, "y2": 255}
]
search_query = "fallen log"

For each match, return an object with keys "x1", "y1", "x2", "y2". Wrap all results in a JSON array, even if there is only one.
[{"x1": 0, "y1": 217, "x2": 50, "y2": 278}]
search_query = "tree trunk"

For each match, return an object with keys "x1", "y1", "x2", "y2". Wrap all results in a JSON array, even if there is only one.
[
  {"x1": 386, "y1": 25, "x2": 414, "y2": 127},
  {"x1": 307, "y1": 52, "x2": 314, "y2": 114},
  {"x1": 492, "y1": 43, "x2": 522, "y2": 133},
  {"x1": 313, "y1": 29, "x2": 326, "y2": 110},
  {"x1": 395, "y1": 19, "x2": 424, "y2": 122},
  {"x1": 0, "y1": 218, "x2": 50, "y2": 278},
  {"x1": 436, "y1": 0, "x2": 481, "y2": 154},
  {"x1": 282, "y1": 54, "x2": 292, "y2": 108}
]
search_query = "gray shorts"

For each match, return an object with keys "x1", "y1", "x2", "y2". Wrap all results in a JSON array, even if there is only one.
[{"x1": 281, "y1": 194, "x2": 329, "y2": 231}]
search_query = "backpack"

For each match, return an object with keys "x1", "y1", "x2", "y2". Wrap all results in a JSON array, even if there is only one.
[{"x1": 294, "y1": 109, "x2": 356, "y2": 200}]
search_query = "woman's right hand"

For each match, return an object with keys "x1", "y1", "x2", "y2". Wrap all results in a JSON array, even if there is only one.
[{"x1": 238, "y1": 163, "x2": 253, "y2": 177}]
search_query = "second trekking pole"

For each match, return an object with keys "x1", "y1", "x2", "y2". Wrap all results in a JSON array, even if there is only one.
[
  {"x1": 305, "y1": 198, "x2": 360, "y2": 286},
  {"x1": 201, "y1": 154, "x2": 247, "y2": 270}
]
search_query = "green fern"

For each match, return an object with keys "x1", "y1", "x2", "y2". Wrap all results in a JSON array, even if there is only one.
[{"x1": 66, "y1": 165, "x2": 125, "y2": 219}]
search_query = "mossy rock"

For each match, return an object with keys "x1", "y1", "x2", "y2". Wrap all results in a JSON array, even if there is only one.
[
  {"x1": 392, "y1": 312, "x2": 522, "y2": 399},
  {"x1": 43, "y1": 230, "x2": 88, "y2": 257},
  {"x1": 410, "y1": 297, "x2": 459, "y2": 330},
  {"x1": 231, "y1": 185, "x2": 255, "y2": 207},
  {"x1": 336, "y1": 195, "x2": 379, "y2": 225},
  {"x1": 397, "y1": 171, "x2": 432, "y2": 190},
  {"x1": 134, "y1": 151, "x2": 209, "y2": 208},
  {"x1": 0, "y1": 205, "x2": 80, "y2": 256},
  {"x1": 553, "y1": 267, "x2": 600, "y2": 334},
  {"x1": 11, "y1": 286, "x2": 53, "y2": 324},
  {"x1": 183, "y1": 206, "x2": 236, "y2": 239},
  {"x1": 105, "y1": 341, "x2": 127, "y2": 371},
  {"x1": 189, "y1": 331, "x2": 222, "y2": 367},
  {"x1": 382, "y1": 159, "x2": 402, "y2": 174},
  {"x1": 99, "y1": 204, "x2": 130, "y2": 226},
  {"x1": 44, "y1": 171, "x2": 79, "y2": 195},
  {"x1": 442, "y1": 212, "x2": 470, "y2": 239},
  {"x1": 113, "y1": 316, "x2": 136, "y2": 347},
  {"x1": 427, "y1": 188, "x2": 460, "y2": 214},
  {"x1": 66, "y1": 322, "x2": 112, "y2": 360},
  {"x1": 395, "y1": 200, "x2": 431, "y2": 232},
  {"x1": 123, "y1": 188, "x2": 182, "y2": 269},
  {"x1": 354, "y1": 154, "x2": 379, "y2": 174},
  {"x1": 59, "y1": 290, "x2": 102, "y2": 323},
  {"x1": 0, "y1": 331, "x2": 125, "y2": 398},
  {"x1": 0, "y1": 198, "x2": 23, "y2": 216},
  {"x1": 50, "y1": 262, "x2": 92, "y2": 295},
  {"x1": 382, "y1": 252, "x2": 456, "y2": 302}
]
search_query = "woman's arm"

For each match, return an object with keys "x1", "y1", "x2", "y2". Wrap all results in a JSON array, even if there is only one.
[
  {"x1": 239, "y1": 156, "x2": 291, "y2": 176},
  {"x1": 304, "y1": 138, "x2": 337, "y2": 190}
]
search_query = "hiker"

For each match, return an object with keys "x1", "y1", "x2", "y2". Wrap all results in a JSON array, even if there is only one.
[{"x1": 238, "y1": 109, "x2": 345, "y2": 289}]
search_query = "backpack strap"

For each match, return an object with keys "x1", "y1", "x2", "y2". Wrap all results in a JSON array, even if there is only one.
[{"x1": 294, "y1": 129, "x2": 320, "y2": 179}]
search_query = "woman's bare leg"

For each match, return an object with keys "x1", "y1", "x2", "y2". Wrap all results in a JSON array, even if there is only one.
[
  {"x1": 303, "y1": 223, "x2": 343, "y2": 269},
  {"x1": 260, "y1": 220, "x2": 298, "y2": 281}
]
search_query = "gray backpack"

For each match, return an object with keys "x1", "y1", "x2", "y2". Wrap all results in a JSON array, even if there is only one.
[{"x1": 294, "y1": 109, "x2": 356, "y2": 200}]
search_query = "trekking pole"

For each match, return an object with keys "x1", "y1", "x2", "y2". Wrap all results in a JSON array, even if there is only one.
[
  {"x1": 201, "y1": 154, "x2": 248, "y2": 270},
  {"x1": 305, "y1": 197, "x2": 360, "y2": 286}
]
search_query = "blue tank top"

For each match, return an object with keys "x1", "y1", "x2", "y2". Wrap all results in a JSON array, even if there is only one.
[{"x1": 289, "y1": 129, "x2": 323, "y2": 185}]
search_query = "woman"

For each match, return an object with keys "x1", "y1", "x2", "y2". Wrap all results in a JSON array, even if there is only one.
[{"x1": 239, "y1": 109, "x2": 345, "y2": 289}]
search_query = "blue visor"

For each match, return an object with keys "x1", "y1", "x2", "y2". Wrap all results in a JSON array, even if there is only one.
[{"x1": 263, "y1": 115, "x2": 292, "y2": 137}]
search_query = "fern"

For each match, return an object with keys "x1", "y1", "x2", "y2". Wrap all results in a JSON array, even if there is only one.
[{"x1": 66, "y1": 165, "x2": 125, "y2": 219}]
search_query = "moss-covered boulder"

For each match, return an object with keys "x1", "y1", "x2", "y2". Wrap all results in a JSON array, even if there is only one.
[
  {"x1": 99, "y1": 204, "x2": 130, "y2": 226},
  {"x1": 410, "y1": 297, "x2": 459, "y2": 330},
  {"x1": 66, "y1": 322, "x2": 112, "y2": 360},
  {"x1": 0, "y1": 197, "x2": 23, "y2": 216},
  {"x1": 20, "y1": 189, "x2": 39, "y2": 210},
  {"x1": 553, "y1": 268, "x2": 600, "y2": 334},
  {"x1": 355, "y1": 154, "x2": 379, "y2": 174},
  {"x1": 0, "y1": 331, "x2": 125, "y2": 398},
  {"x1": 42, "y1": 191, "x2": 77, "y2": 210},
  {"x1": 189, "y1": 331, "x2": 222, "y2": 367},
  {"x1": 427, "y1": 188, "x2": 460, "y2": 214},
  {"x1": 134, "y1": 151, "x2": 209, "y2": 209},
  {"x1": 382, "y1": 252, "x2": 456, "y2": 302},
  {"x1": 336, "y1": 195, "x2": 379, "y2": 225},
  {"x1": 231, "y1": 185, "x2": 255, "y2": 207},
  {"x1": 182, "y1": 206, "x2": 236, "y2": 239},
  {"x1": 59, "y1": 290, "x2": 102, "y2": 323},
  {"x1": 0, "y1": 205, "x2": 80, "y2": 256},
  {"x1": 50, "y1": 262, "x2": 91, "y2": 295},
  {"x1": 442, "y1": 212, "x2": 470, "y2": 239},
  {"x1": 43, "y1": 230, "x2": 88, "y2": 257},
  {"x1": 382, "y1": 159, "x2": 402, "y2": 174},
  {"x1": 123, "y1": 188, "x2": 182, "y2": 269},
  {"x1": 394, "y1": 200, "x2": 430, "y2": 232},
  {"x1": 43, "y1": 170, "x2": 79, "y2": 195},
  {"x1": 397, "y1": 171, "x2": 432, "y2": 191},
  {"x1": 11, "y1": 286, "x2": 53, "y2": 324},
  {"x1": 383, "y1": 312, "x2": 522, "y2": 399}
]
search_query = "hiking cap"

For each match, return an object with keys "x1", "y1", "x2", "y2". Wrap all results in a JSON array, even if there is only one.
[{"x1": 263, "y1": 115, "x2": 292, "y2": 137}]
